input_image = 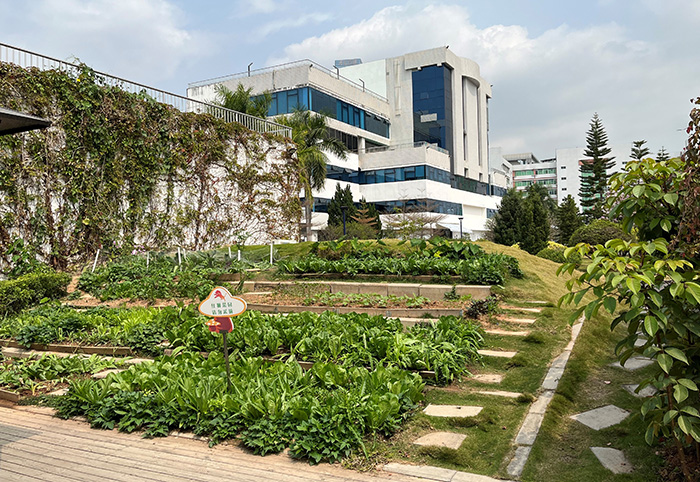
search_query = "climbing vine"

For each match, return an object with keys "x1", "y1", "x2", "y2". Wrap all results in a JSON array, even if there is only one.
[{"x1": 0, "y1": 63, "x2": 301, "y2": 268}]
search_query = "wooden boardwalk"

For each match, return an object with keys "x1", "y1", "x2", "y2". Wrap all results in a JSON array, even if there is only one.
[{"x1": 0, "y1": 406, "x2": 420, "y2": 482}]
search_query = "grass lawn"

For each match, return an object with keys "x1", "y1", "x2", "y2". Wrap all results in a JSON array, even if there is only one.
[{"x1": 522, "y1": 310, "x2": 665, "y2": 481}]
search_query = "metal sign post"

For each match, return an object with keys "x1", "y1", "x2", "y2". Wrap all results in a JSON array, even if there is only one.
[{"x1": 198, "y1": 287, "x2": 247, "y2": 391}]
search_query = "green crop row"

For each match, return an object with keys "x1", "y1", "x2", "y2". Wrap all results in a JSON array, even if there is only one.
[
  {"x1": 277, "y1": 254, "x2": 522, "y2": 285},
  {"x1": 170, "y1": 310, "x2": 484, "y2": 385},
  {"x1": 0, "y1": 354, "x2": 123, "y2": 394},
  {"x1": 2, "y1": 305, "x2": 483, "y2": 385},
  {"x1": 55, "y1": 353, "x2": 425, "y2": 463},
  {"x1": 77, "y1": 251, "x2": 242, "y2": 301}
]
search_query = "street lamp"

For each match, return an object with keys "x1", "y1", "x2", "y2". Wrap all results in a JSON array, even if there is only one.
[
  {"x1": 458, "y1": 216, "x2": 463, "y2": 239},
  {"x1": 341, "y1": 205, "x2": 348, "y2": 236}
]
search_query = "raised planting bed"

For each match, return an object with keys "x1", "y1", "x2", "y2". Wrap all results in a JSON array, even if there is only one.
[
  {"x1": 166, "y1": 310, "x2": 484, "y2": 385},
  {"x1": 242, "y1": 280, "x2": 492, "y2": 299}
]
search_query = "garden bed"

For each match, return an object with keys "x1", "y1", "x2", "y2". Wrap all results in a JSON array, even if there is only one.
[{"x1": 0, "y1": 339, "x2": 132, "y2": 356}]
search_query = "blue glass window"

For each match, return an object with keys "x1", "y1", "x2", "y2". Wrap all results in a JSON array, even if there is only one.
[{"x1": 412, "y1": 65, "x2": 453, "y2": 159}]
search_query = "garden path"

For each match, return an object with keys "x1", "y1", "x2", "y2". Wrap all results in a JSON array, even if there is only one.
[{"x1": 0, "y1": 405, "x2": 424, "y2": 482}]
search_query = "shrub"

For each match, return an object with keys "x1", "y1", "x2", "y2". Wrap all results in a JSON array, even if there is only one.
[
  {"x1": 536, "y1": 247, "x2": 582, "y2": 265},
  {"x1": 567, "y1": 219, "x2": 630, "y2": 246},
  {"x1": 0, "y1": 271, "x2": 70, "y2": 315}
]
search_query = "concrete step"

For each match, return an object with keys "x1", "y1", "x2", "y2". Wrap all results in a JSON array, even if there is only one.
[
  {"x1": 478, "y1": 349, "x2": 517, "y2": 358},
  {"x1": 484, "y1": 329, "x2": 529, "y2": 337},
  {"x1": 423, "y1": 404, "x2": 483, "y2": 418}
]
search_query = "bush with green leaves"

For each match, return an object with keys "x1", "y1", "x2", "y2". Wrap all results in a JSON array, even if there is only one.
[
  {"x1": 560, "y1": 150, "x2": 700, "y2": 480},
  {"x1": 567, "y1": 219, "x2": 630, "y2": 246},
  {"x1": 55, "y1": 353, "x2": 424, "y2": 463},
  {"x1": 0, "y1": 270, "x2": 70, "y2": 316},
  {"x1": 536, "y1": 247, "x2": 582, "y2": 265}
]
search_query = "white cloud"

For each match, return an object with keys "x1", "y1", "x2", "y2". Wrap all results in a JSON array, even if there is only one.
[
  {"x1": 268, "y1": 3, "x2": 698, "y2": 157},
  {"x1": 259, "y1": 12, "x2": 333, "y2": 37},
  {"x1": 2, "y1": 0, "x2": 211, "y2": 86}
]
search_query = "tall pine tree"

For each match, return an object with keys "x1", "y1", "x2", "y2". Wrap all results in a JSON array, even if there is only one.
[
  {"x1": 630, "y1": 140, "x2": 650, "y2": 161},
  {"x1": 556, "y1": 195, "x2": 583, "y2": 245},
  {"x1": 656, "y1": 147, "x2": 670, "y2": 162},
  {"x1": 327, "y1": 184, "x2": 356, "y2": 226},
  {"x1": 579, "y1": 113, "x2": 615, "y2": 222},
  {"x1": 521, "y1": 183, "x2": 550, "y2": 255},
  {"x1": 492, "y1": 189, "x2": 523, "y2": 246}
]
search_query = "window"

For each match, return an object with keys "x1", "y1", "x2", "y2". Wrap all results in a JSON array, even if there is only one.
[{"x1": 514, "y1": 170, "x2": 534, "y2": 177}]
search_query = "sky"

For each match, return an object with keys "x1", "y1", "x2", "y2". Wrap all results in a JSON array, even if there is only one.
[{"x1": 1, "y1": 0, "x2": 697, "y2": 159}]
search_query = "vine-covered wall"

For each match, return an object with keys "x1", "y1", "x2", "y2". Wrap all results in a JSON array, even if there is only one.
[{"x1": 0, "y1": 63, "x2": 301, "y2": 268}]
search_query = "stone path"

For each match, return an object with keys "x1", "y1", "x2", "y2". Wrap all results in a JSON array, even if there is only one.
[
  {"x1": 590, "y1": 447, "x2": 634, "y2": 474},
  {"x1": 384, "y1": 463, "x2": 515, "y2": 482},
  {"x1": 494, "y1": 316, "x2": 536, "y2": 325},
  {"x1": 622, "y1": 383, "x2": 657, "y2": 398},
  {"x1": 0, "y1": 406, "x2": 424, "y2": 482},
  {"x1": 413, "y1": 432, "x2": 466, "y2": 450},
  {"x1": 477, "y1": 349, "x2": 517, "y2": 359},
  {"x1": 570, "y1": 405, "x2": 630, "y2": 431},
  {"x1": 472, "y1": 374, "x2": 503, "y2": 384},
  {"x1": 609, "y1": 357, "x2": 654, "y2": 370},
  {"x1": 423, "y1": 404, "x2": 483, "y2": 418},
  {"x1": 505, "y1": 316, "x2": 584, "y2": 478}
]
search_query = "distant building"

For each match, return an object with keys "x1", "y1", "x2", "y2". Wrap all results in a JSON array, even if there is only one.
[
  {"x1": 497, "y1": 144, "x2": 632, "y2": 207},
  {"x1": 188, "y1": 47, "x2": 509, "y2": 239}
]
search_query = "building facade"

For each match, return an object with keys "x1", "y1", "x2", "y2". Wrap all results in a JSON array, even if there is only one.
[{"x1": 188, "y1": 47, "x2": 507, "y2": 239}]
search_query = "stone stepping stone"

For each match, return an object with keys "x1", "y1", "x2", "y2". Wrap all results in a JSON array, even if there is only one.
[
  {"x1": 478, "y1": 349, "x2": 517, "y2": 358},
  {"x1": 522, "y1": 300, "x2": 548, "y2": 305},
  {"x1": 507, "y1": 446, "x2": 532, "y2": 478},
  {"x1": 484, "y1": 329, "x2": 529, "y2": 337},
  {"x1": 590, "y1": 447, "x2": 634, "y2": 474},
  {"x1": 476, "y1": 390, "x2": 521, "y2": 399},
  {"x1": 1, "y1": 347, "x2": 35, "y2": 359},
  {"x1": 92, "y1": 368, "x2": 127, "y2": 379},
  {"x1": 570, "y1": 405, "x2": 629, "y2": 430},
  {"x1": 530, "y1": 391, "x2": 554, "y2": 414},
  {"x1": 413, "y1": 431, "x2": 467, "y2": 450},
  {"x1": 634, "y1": 338, "x2": 647, "y2": 347},
  {"x1": 124, "y1": 357, "x2": 154, "y2": 365},
  {"x1": 501, "y1": 305, "x2": 542, "y2": 313},
  {"x1": 48, "y1": 388, "x2": 69, "y2": 396},
  {"x1": 473, "y1": 373, "x2": 503, "y2": 384},
  {"x1": 609, "y1": 357, "x2": 653, "y2": 370},
  {"x1": 496, "y1": 315, "x2": 536, "y2": 324},
  {"x1": 623, "y1": 383, "x2": 657, "y2": 398},
  {"x1": 423, "y1": 404, "x2": 483, "y2": 418}
]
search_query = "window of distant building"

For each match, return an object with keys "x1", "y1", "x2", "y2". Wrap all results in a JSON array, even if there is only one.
[{"x1": 412, "y1": 65, "x2": 453, "y2": 158}]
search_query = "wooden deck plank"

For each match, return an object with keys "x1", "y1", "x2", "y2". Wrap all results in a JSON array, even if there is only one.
[{"x1": 0, "y1": 407, "x2": 420, "y2": 482}]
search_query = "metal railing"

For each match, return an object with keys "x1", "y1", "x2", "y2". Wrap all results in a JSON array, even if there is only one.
[
  {"x1": 189, "y1": 59, "x2": 389, "y2": 103},
  {"x1": 364, "y1": 141, "x2": 449, "y2": 156},
  {"x1": 0, "y1": 42, "x2": 291, "y2": 137}
]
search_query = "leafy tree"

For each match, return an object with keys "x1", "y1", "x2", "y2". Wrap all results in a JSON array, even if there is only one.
[
  {"x1": 567, "y1": 219, "x2": 629, "y2": 246},
  {"x1": 520, "y1": 183, "x2": 550, "y2": 255},
  {"x1": 579, "y1": 113, "x2": 615, "y2": 222},
  {"x1": 213, "y1": 83, "x2": 272, "y2": 119},
  {"x1": 277, "y1": 109, "x2": 347, "y2": 241},
  {"x1": 561, "y1": 99, "x2": 700, "y2": 480},
  {"x1": 327, "y1": 184, "x2": 356, "y2": 227},
  {"x1": 555, "y1": 195, "x2": 583, "y2": 246},
  {"x1": 656, "y1": 146, "x2": 670, "y2": 162},
  {"x1": 492, "y1": 189, "x2": 523, "y2": 247},
  {"x1": 631, "y1": 140, "x2": 650, "y2": 161}
]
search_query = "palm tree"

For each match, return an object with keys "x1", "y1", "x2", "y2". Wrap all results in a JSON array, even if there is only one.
[
  {"x1": 277, "y1": 109, "x2": 347, "y2": 240},
  {"x1": 213, "y1": 83, "x2": 271, "y2": 119}
]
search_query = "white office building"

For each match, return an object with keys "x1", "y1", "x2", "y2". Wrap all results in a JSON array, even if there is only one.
[
  {"x1": 188, "y1": 47, "x2": 508, "y2": 239},
  {"x1": 496, "y1": 144, "x2": 633, "y2": 208}
]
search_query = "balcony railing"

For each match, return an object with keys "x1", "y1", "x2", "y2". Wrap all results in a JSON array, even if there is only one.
[
  {"x1": 189, "y1": 59, "x2": 388, "y2": 103},
  {"x1": 364, "y1": 141, "x2": 449, "y2": 156},
  {"x1": 0, "y1": 42, "x2": 291, "y2": 137}
]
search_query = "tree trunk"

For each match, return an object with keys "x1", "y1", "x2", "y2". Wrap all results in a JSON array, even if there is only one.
[{"x1": 305, "y1": 198, "x2": 313, "y2": 242}]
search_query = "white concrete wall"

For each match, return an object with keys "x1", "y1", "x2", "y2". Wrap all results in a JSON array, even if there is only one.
[
  {"x1": 556, "y1": 143, "x2": 632, "y2": 207},
  {"x1": 359, "y1": 145, "x2": 450, "y2": 171}
]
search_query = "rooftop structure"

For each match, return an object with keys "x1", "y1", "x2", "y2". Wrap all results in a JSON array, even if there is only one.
[{"x1": 189, "y1": 47, "x2": 508, "y2": 239}]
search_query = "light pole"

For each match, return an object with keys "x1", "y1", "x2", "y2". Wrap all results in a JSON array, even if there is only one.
[
  {"x1": 458, "y1": 216, "x2": 463, "y2": 239},
  {"x1": 341, "y1": 205, "x2": 347, "y2": 236}
]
